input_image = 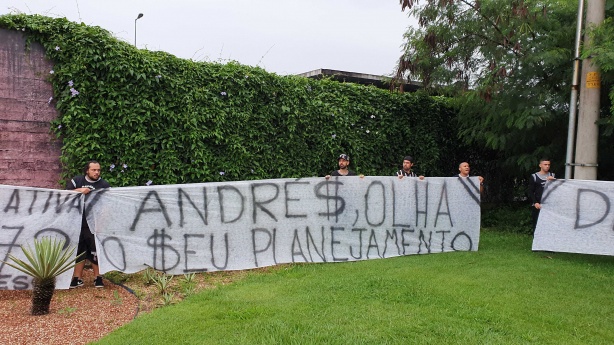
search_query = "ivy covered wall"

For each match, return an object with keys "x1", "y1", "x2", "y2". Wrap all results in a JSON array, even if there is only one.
[{"x1": 0, "y1": 14, "x2": 465, "y2": 187}]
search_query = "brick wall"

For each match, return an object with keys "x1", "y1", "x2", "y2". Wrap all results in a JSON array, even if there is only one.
[{"x1": 0, "y1": 29, "x2": 62, "y2": 189}]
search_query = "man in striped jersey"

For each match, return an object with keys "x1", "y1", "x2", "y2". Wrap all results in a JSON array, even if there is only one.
[{"x1": 396, "y1": 156, "x2": 424, "y2": 180}]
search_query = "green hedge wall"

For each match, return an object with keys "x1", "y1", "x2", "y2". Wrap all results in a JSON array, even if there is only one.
[{"x1": 0, "y1": 14, "x2": 465, "y2": 186}]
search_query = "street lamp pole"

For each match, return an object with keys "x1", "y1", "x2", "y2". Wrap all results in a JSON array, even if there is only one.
[{"x1": 134, "y1": 13, "x2": 143, "y2": 47}]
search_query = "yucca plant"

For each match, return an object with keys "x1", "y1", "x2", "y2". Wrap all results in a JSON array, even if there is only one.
[
  {"x1": 2, "y1": 237, "x2": 83, "y2": 315},
  {"x1": 153, "y1": 273, "x2": 174, "y2": 294},
  {"x1": 182, "y1": 272, "x2": 196, "y2": 284},
  {"x1": 161, "y1": 292, "x2": 175, "y2": 306},
  {"x1": 142, "y1": 267, "x2": 156, "y2": 285}
]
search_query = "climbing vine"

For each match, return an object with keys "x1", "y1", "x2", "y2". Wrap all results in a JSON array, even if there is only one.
[{"x1": 0, "y1": 14, "x2": 462, "y2": 186}]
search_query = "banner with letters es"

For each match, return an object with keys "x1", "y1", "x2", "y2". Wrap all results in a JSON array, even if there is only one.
[
  {"x1": 533, "y1": 179, "x2": 614, "y2": 256},
  {"x1": 1, "y1": 176, "x2": 481, "y2": 290},
  {"x1": 0, "y1": 185, "x2": 82, "y2": 290}
]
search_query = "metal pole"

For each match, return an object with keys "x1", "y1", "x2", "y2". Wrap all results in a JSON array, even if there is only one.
[
  {"x1": 574, "y1": 0, "x2": 605, "y2": 180},
  {"x1": 134, "y1": 13, "x2": 143, "y2": 47},
  {"x1": 564, "y1": 0, "x2": 585, "y2": 179}
]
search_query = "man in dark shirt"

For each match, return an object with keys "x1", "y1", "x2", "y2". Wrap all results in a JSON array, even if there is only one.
[
  {"x1": 325, "y1": 154, "x2": 358, "y2": 179},
  {"x1": 68, "y1": 160, "x2": 110, "y2": 288},
  {"x1": 528, "y1": 158, "x2": 555, "y2": 230}
]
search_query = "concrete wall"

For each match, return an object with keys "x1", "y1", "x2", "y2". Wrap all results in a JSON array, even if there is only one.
[{"x1": 0, "y1": 29, "x2": 62, "y2": 189}]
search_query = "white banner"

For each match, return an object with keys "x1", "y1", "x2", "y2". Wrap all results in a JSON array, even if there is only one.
[
  {"x1": 0, "y1": 177, "x2": 481, "y2": 290},
  {"x1": 0, "y1": 185, "x2": 82, "y2": 290},
  {"x1": 91, "y1": 177, "x2": 481, "y2": 275},
  {"x1": 533, "y1": 179, "x2": 614, "y2": 256}
]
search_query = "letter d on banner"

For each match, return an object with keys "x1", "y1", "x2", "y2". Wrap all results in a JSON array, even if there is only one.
[{"x1": 574, "y1": 189, "x2": 610, "y2": 229}]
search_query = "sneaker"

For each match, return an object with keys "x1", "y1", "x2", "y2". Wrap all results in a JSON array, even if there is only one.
[
  {"x1": 70, "y1": 277, "x2": 83, "y2": 289},
  {"x1": 94, "y1": 276, "x2": 104, "y2": 288}
]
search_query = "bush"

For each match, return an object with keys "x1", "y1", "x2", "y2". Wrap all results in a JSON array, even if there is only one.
[
  {"x1": 481, "y1": 202, "x2": 533, "y2": 235},
  {"x1": 0, "y1": 14, "x2": 473, "y2": 186}
]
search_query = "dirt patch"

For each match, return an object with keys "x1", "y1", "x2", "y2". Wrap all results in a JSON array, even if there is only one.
[{"x1": 0, "y1": 265, "x2": 283, "y2": 344}]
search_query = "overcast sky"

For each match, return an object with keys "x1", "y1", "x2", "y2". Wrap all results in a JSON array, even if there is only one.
[{"x1": 2, "y1": 1, "x2": 415, "y2": 76}]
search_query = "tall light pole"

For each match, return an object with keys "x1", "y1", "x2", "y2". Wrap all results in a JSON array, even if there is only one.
[
  {"x1": 564, "y1": 0, "x2": 584, "y2": 179},
  {"x1": 134, "y1": 13, "x2": 143, "y2": 47}
]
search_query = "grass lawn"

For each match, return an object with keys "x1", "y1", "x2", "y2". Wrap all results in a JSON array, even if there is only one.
[{"x1": 96, "y1": 230, "x2": 614, "y2": 344}]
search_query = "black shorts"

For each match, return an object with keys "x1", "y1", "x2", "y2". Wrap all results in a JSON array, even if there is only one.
[{"x1": 76, "y1": 226, "x2": 98, "y2": 265}]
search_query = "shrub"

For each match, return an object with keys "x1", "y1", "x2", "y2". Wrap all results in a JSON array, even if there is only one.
[{"x1": 2, "y1": 237, "x2": 83, "y2": 315}]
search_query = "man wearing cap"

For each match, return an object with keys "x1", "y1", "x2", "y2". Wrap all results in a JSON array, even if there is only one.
[
  {"x1": 325, "y1": 154, "x2": 357, "y2": 179},
  {"x1": 396, "y1": 156, "x2": 424, "y2": 180}
]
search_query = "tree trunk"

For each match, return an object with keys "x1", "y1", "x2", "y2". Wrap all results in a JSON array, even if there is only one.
[{"x1": 31, "y1": 278, "x2": 56, "y2": 315}]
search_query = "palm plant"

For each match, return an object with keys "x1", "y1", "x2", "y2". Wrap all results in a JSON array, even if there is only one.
[{"x1": 3, "y1": 237, "x2": 83, "y2": 315}]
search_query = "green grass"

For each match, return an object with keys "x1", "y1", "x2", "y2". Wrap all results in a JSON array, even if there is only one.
[{"x1": 96, "y1": 230, "x2": 614, "y2": 345}]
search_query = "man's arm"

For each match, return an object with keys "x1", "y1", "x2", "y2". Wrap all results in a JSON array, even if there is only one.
[
  {"x1": 527, "y1": 175, "x2": 537, "y2": 204},
  {"x1": 66, "y1": 176, "x2": 95, "y2": 194},
  {"x1": 527, "y1": 174, "x2": 543, "y2": 209},
  {"x1": 74, "y1": 188, "x2": 92, "y2": 194},
  {"x1": 66, "y1": 177, "x2": 77, "y2": 190}
]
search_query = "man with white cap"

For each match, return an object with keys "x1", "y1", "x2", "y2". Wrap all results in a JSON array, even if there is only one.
[{"x1": 325, "y1": 153, "x2": 357, "y2": 179}]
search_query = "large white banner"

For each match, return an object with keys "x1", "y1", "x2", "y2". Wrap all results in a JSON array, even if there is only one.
[
  {"x1": 0, "y1": 177, "x2": 481, "y2": 290},
  {"x1": 0, "y1": 185, "x2": 82, "y2": 290},
  {"x1": 533, "y1": 179, "x2": 614, "y2": 256},
  {"x1": 91, "y1": 177, "x2": 481, "y2": 275}
]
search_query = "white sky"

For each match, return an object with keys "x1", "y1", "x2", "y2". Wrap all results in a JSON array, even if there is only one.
[{"x1": 2, "y1": 0, "x2": 415, "y2": 76}]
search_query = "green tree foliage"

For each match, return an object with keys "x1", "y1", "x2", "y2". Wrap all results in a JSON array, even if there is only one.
[
  {"x1": 0, "y1": 14, "x2": 467, "y2": 187},
  {"x1": 395, "y1": 0, "x2": 614, "y2": 178}
]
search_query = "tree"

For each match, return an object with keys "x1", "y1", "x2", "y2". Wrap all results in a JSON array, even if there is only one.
[
  {"x1": 3, "y1": 237, "x2": 82, "y2": 315},
  {"x1": 395, "y1": 0, "x2": 581, "y2": 174}
]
